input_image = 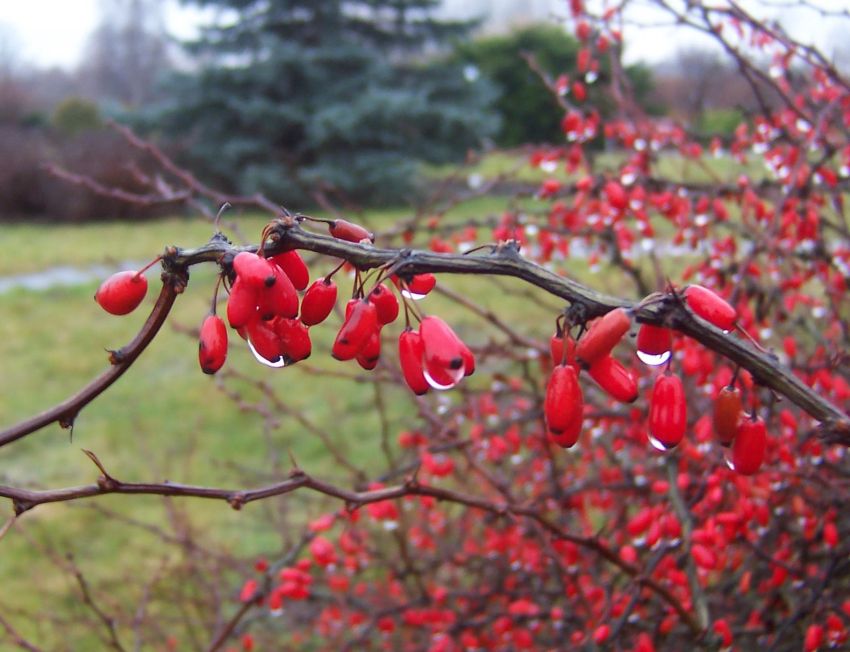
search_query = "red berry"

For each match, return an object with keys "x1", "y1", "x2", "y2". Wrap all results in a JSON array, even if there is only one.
[
  {"x1": 713, "y1": 385, "x2": 742, "y2": 445},
  {"x1": 399, "y1": 328, "x2": 429, "y2": 395},
  {"x1": 233, "y1": 251, "x2": 276, "y2": 288},
  {"x1": 550, "y1": 332, "x2": 578, "y2": 368},
  {"x1": 588, "y1": 355, "x2": 638, "y2": 403},
  {"x1": 198, "y1": 314, "x2": 228, "y2": 374},
  {"x1": 368, "y1": 283, "x2": 399, "y2": 325},
  {"x1": 576, "y1": 307, "x2": 631, "y2": 366},
  {"x1": 245, "y1": 317, "x2": 283, "y2": 364},
  {"x1": 95, "y1": 270, "x2": 148, "y2": 315},
  {"x1": 649, "y1": 372, "x2": 687, "y2": 449},
  {"x1": 604, "y1": 180, "x2": 628, "y2": 211},
  {"x1": 731, "y1": 416, "x2": 767, "y2": 475},
  {"x1": 636, "y1": 323, "x2": 673, "y2": 356},
  {"x1": 356, "y1": 330, "x2": 381, "y2": 370},
  {"x1": 328, "y1": 219, "x2": 373, "y2": 243},
  {"x1": 256, "y1": 263, "x2": 298, "y2": 320},
  {"x1": 684, "y1": 284, "x2": 737, "y2": 331},
  {"x1": 804, "y1": 624, "x2": 824, "y2": 652},
  {"x1": 393, "y1": 273, "x2": 436, "y2": 298},
  {"x1": 269, "y1": 250, "x2": 309, "y2": 291},
  {"x1": 273, "y1": 317, "x2": 312, "y2": 362},
  {"x1": 419, "y1": 316, "x2": 471, "y2": 389},
  {"x1": 545, "y1": 364, "x2": 583, "y2": 447},
  {"x1": 332, "y1": 299, "x2": 378, "y2": 361},
  {"x1": 300, "y1": 279, "x2": 337, "y2": 326},
  {"x1": 226, "y1": 278, "x2": 258, "y2": 329}
]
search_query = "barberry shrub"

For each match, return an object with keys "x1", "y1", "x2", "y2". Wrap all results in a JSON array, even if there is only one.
[{"x1": 2, "y1": 1, "x2": 850, "y2": 650}]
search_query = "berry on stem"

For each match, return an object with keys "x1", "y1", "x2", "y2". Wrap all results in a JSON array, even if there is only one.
[
  {"x1": 95, "y1": 270, "x2": 149, "y2": 315},
  {"x1": 300, "y1": 278, "x2": 338, "y2": 326},
  {"x1": 648, "y1": 372, "x2": 687, "y2": 450},
  {"x1": 684, "y1": 284, "x2": 737, "y2": 331},
  {"x1": 576, "y1": 307, "x2": 631, "y2": 367},
  {"x1": 198, "y1": 314, "x2": 228, "y2": 374}
]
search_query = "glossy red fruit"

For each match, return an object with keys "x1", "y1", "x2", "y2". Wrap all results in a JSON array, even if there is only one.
[
  {"x1": 804, "y1": 624, "x2": 824, "y2": 652},
  {"x1": 198, "y1": 314, "x2": 228, "y2": 374},
  {"x1": 368, "y1": 283, "x2": 399, "y2": 325},
  {"x1": 393, "y1": 273, "x2": 436, "y2": 298},
  {"x1": 356, "y1": 330, "x2": 381, "y2": 370},
  {"x1": 328, "y1": 219, "x2": 374, "y2": 243},
  {"x1": 713, "y1": 385, "x2": 742, "y2": 445},
  {"x1": 399, "y1": 328, "x2": 429, "y2": 395},
  {"x1": 226, "y1": 278, "x2": 258, "y2": 329},
  {"x1": 545, "y1": 365, "x2": 583, "y2": 447},
  {"x1": 576, "y1": 308, "x2": 631, "y2": 366},
  {"x1": 588, "y1": 355, "x2": 638, "y2": 403},
  {"x1": 245, "y1": 318, "x2": 283, "y2": 364},
  {"x1": 300, "y1": 279, "x2": 337, "y2": 326},
  {"x1": 684, "y1": 284, "x2": 737, "y2": 331},
  {"x1": 269, "y1": 250, "x2": 309, "y2": 291},
  {"x1": 332, "y1": 300, "x2": 378, "y2": 360},
  {"x1": 233, "y1": 251, "x2": 277, "y2": 288},
  {"x1": 273, "y1": 317, "x2": 311, "y2": 362},
  {"x1": 731, "y1": 416, "x2": 767, "y2": 475},
  {"x1": 256, "y1": 263, "x2": 298, "y2": 320},
  {"x1": 419, "y1": 316, "x2": 469, "y2": 388},
  {"x1": 636, "y1": 323, "x2": 672, "y2": 356},
  {"x1": 95, "y1": 270, "x2": 148, "y2": 315},
  {"x1": 649, "y1": 373, "x2": 687, "y2": 449}
]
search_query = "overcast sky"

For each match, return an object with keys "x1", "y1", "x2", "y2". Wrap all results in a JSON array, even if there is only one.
[{"x1": 1, "y1": 0, "x2": 849, "y2": 71}]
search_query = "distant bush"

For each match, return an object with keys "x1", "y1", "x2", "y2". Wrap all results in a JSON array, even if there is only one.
[{"x1": 51, "y1": 97, "x2": 102, "y2": 137}]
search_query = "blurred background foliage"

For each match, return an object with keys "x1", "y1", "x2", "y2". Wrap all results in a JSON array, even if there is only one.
[{"x1": 0, "y1": 0, "x2": 763, "y2": 222}]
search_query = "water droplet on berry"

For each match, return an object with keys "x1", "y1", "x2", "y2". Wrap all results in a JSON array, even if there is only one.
[
  {"x1": 647, "y1": 433, "x2": 674, "y2": 452},
  {"x1": 400, "y1": 289, "x2": 427, "y2": 301},
  {"x1": 423, "y1": 366, "x2": 463, "y2": 390},
  {"x1": 247, "y1": 339, "x2": 286, "y2": 368},
  {"x1": 637, "y1": 350, "x2": 672, "y2": 366}
]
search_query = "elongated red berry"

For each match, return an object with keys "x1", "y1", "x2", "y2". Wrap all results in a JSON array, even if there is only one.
[
  {"x1": 713, "y1": 386, "x2": 742, "y2": 445},
  {"x1": 419, "y1": 316, "x2": 471, "y2": 388},
  {"x1": 199, "y1": 314, "x2": 228, "y2": 374},
  {"x1": 233, "y1": 251, "x2": 277, "y2": 288},
  {"x1": 301, "y1": 279, "x2": 337, "y2": 326},
  {"x1": 545, "y1": 365, "x2": 583, "y2": 447},
  {"x1": 636, "y1": 323, "x2": 672, "y2": 356},
  {"x1": 332, "y1": 299, "x2": 378, "y2": 360},
  {"x1": 226, "y1": 278, "x2": 258, "y2": 329},
  {"x1": 328, "y1": 219, "x2": 374, "y2": 243},
  {"x1": 684, "y1": 284, "x2": 737, "y2": 331},
  {"x1": 245, "y1": 318, "x2": 283, "y2": 364},
  {"x1": 368, "y1": 283, "x2": 399, "y2": 325},
  {"x1": 273, "y1": 318, "x2": 311, "y2": 362},
  {"x1": 576, "y1": 308, "x2": 631, "y2": 366},
  {"x1": 588, "y1": 355, "x2": 638, "y2": 403},
  {"x1": 256, "y1": 263, "x2": 298, "y2": 320},
  {"x1": 356, "y1": 330, "x2": 381, "y2": 370},
  {"x1": 649, "y1": 372, "x2": 687, "y2": 449},
  {"x1": 731, "y1": 416, "x2": 766, "y2": 475},
  {"x1": 95, "y1": 270, "x2": 148, "y2": 315},
  {"x1": 399, "y1": 328, "x2": 429, "y2": 395},
  {"x1": 269, "y1": 250, "x2": 309, "y2": 291}
]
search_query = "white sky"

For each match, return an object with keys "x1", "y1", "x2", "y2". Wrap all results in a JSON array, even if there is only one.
[{"x1": 1, "y1": 0, "x2": 849, "y2": 70}]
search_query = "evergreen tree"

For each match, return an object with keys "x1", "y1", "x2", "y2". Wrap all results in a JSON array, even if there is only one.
[{"x1": 154, "y1": 0, "x2": 498, "y2": 206}]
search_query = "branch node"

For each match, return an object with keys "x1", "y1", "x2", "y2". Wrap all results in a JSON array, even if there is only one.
[{"x1": 228, "y1": 494, "x2": 245, "y2": 510}]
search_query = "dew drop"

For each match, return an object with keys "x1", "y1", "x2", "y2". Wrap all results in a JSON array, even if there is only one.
[
  {"x1": 401, "y1": 289, "x2": 427, "y2": 301},
  {"x1": 648, "y1": 433, "x2": 675, "y2": 452},
  {"x1": 637, "y1": 350, "x2": 672, "y2": 366},
  {"x1": 725, "y1": 452, "x2": 736, "y2": 471},
  {"x1": 247, "y1": 339, "x2": 286, "y2": 368},
  {"x1": 540, "y1": 159, "x2": 558, "y2": 173},
  {"x1": 423, "y1": 365, "x2": 464, "y2": 391},
  {"x1": 585, "y1": 70, "x2": 598, "y2": 84}
]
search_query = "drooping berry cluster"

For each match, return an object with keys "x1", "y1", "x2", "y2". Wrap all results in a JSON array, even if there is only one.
[
  {"x1": 94, "y1": 219, "x2": 475, "y2": 395},
  {"x1": 543, "y1": 284, "x2": 768, "y2": 474}
]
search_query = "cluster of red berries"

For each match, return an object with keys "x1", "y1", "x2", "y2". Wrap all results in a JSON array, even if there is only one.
[
  {"x1": 94, "y1": 218, "x2": 475, "y2": 394},
  {"x1": 544, "y1": 284, "x2": 767, "y2": 474}
]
